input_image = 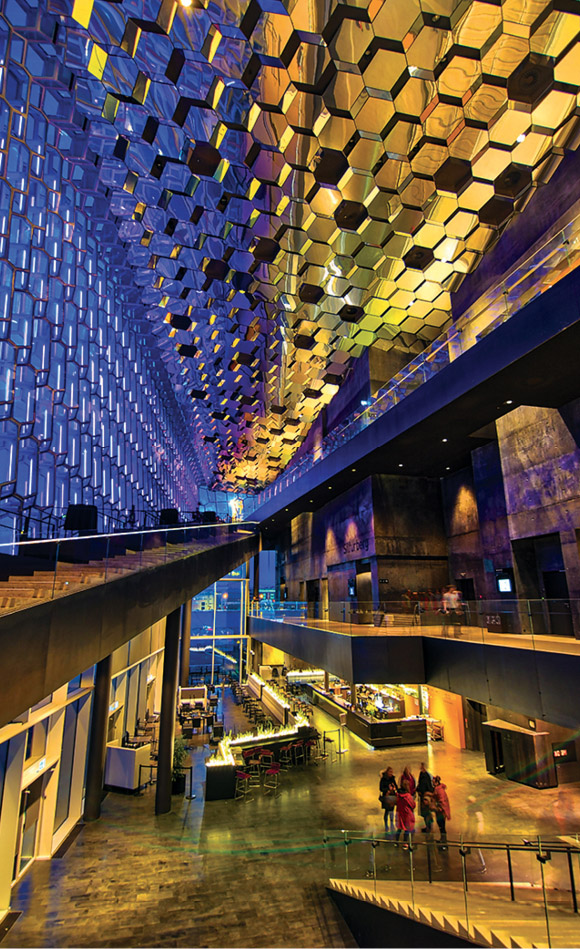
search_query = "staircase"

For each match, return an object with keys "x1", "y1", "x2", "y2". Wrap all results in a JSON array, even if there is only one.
[{"x1": 329, "y1": 878, "x2": 580, "y2": 948}]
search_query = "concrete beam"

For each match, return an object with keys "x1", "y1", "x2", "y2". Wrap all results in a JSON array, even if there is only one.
[{"x1": 0, "y1": 531, "x2": 259, "y2": 729}]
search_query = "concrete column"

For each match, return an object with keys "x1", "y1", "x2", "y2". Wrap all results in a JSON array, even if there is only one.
[
  {"x1": 561, "y1": 530, "x2": 580, "y2": 638},
  {"x1": 155, "y1": 606, "x2": 182, "y2": 815},
  {"x1": 180, "y1": 598, "x2": 192, "y2": 688},
  {"x1": 84, "y1": 654, "x2": 112, "y2": 822},
  {"x1": 253, "y1": 553, "x2": 260, "y2": 600}
]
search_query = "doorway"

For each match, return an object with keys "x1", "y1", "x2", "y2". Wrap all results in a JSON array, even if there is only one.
[
  {"x1": 13, "y1": 774, "x2": 44, "y2": 881},
  {"x1": 463, "y1": 698, "x2": 487, "y2": 752},
  {"x1": 543, "y1": 570, "x2": 574, "y2": 637},
  {"x1": 512, "y1": 533, "x2": 573, "y2": 636},
  {"x1": 306, "y1": 579, "x2": 320, "y2": 619},
  {"x1": 488, "y1": 729, "x2": 505, "y2": 773}
]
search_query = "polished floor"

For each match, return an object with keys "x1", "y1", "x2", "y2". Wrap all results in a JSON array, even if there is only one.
[{"x1": 5, "y1": 690, "x2": 580, "y2": 948}]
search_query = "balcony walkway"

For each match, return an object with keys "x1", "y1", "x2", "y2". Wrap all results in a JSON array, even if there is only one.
[{"x1": 276, "y1": 615, "x2": 580, "y2": 656}]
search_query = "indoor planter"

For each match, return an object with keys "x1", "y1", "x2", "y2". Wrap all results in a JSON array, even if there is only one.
[{"x1": 171, "y1": 736, "x2": 188, "y2": 795}]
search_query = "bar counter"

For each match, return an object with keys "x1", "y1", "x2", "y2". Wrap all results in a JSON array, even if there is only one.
[{"x1": 305, "y1": 684, "x2": 428, "y2": 748}]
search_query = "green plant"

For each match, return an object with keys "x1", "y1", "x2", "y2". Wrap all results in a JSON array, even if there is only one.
[{"x1": 172, "y1": 736, "x2": 188, "y2": 778}]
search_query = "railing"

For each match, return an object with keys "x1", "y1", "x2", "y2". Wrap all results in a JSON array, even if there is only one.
[
  {"x1": 0, "y1": 521, "x2": 259, "y2": 617},
  {"x1": 248, "y1": 213, "x2": 580, "y2": 510},
  {"x1": 250, "y1": 598, "x2": 579, "y2": 644},
  {"x1": 324, "y1": 830, "x2": 580, "y2": 947},
  {"x1": 0, "y1": 505, "x2": 246, "y2": 545}
]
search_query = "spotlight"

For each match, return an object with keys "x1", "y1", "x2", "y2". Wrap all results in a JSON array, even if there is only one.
[{"x1": 180, "y1": 0, "x2": 193, "y2": 6}]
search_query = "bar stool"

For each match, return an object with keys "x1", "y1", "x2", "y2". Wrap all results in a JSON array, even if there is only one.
[
  {"x1": 279, "y1": 744, "x2": 293, "y2": 770},
  {"x1": 235, "y1": 770, "x2": 253, "y2": 801},
  {"x1": 292, "y1": 740, "x2": 305, "y2": 766},
  {"x1": 322, "y1": 734, "x2": 336, "y2": 763},
  {"x1": 305, "y1": 738, "x2": 318, "y2": 765},
  {"x1": 263, "y1": 763, "x2": 282, "y2": 796},
  {"x1": 258, "y1": 750, "x2": 274, "y2": 771}
]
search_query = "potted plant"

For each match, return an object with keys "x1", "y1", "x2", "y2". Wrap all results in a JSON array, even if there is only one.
[{"x1": 171, "y1": 736, "x2": 188, "y2": 795}]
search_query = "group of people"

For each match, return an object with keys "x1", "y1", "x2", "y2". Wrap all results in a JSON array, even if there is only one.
[{"x1": 378, "y1": 762, "x2": 451, "y2": 849}]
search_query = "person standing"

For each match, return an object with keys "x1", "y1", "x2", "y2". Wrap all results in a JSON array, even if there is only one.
[
  {"x1": 395, "y1": 779, "x2": 416, "y2": 849},
  {"x1": 379, "y1": 766, "x2": 398, "y2": 836},
  {"x1": 417, "y1": 762, "x2": 434, "y2": 832},
  {"x1": 399, "y1": 765, "x2": 416, "y2": 797},
  {"x1": 433, "y1": 775, "x2": 450, "y2": 848}
]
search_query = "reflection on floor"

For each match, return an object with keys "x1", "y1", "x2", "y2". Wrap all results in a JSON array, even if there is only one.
[{"x1": 5, "y1": 689, "x2": 580, "y2": 948}]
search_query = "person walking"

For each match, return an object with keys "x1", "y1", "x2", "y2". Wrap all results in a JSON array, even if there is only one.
[
  {"x1": 466, "y1": 795, "x2": 486, "y2": 871},
  {"x1": 442, "y1": 584, "x2": 463, "y2": 636},
  {"x1": 399, "y1": 765, "x2": 416, "y2": 797},
  {"x1": 379, "y1": 766, "x2": 398, "y2": 837},
  {"x1": 395, "y1": 779, "x2": 416, "y2": 849},
  {"x1": 433, "y1": 775, "x2": 450, "y2": 848},
  {"x1": 417, "y1": 762, "x2": 434, "y2": 832}
]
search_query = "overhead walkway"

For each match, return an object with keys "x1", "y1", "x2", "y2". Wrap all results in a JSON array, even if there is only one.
[
  {"x1": 249, "y1": 602, "x2": 580, "y2": 729},
  {"x1": 0, "y1": 523, "x2": 260, "y2": 729}
]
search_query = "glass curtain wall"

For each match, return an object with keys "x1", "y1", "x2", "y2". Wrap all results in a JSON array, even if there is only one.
[{"x1": 189, "y1": 565, "x2": 249, "y2": 685}]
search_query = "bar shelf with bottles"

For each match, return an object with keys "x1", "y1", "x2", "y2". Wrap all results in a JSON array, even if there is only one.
[{"x1": 300, "y1": 676, "x2": 429, "y2": 748}]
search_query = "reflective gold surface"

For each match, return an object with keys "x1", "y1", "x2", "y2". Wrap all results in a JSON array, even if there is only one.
[{"x1": 75, "y1": 0, "x2": 580, "y2": 487}]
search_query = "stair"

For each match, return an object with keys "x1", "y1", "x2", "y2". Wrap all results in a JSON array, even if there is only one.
[
  {"x1": 328, "y1": 878, "x2": 580, "y2": 948},
  {"x1": 0, "y1": 537, "x2": 205, "y2": 616}
]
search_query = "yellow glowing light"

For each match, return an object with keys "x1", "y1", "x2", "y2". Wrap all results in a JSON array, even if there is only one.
[
  {"x1": 87, "y1": 43, "x2": 107, "y2": 80},
  {"x1": 180, "y1": 0, "x2": 193, "y2": 7}
]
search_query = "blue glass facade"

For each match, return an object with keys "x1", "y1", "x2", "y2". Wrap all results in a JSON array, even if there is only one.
[{"x1": 0, "y1": 1, "x2": 200, "y2": 533}]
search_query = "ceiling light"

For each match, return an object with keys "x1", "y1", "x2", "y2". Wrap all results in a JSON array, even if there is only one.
[
  {"x1": 398, "y1": 463, "x2": 404, "y2": 468},
  {"x1": 446, "y1": 467, "x2": 450, "y2": 471},
  {"x1": 516, "y1": 133, "x2": 526, "y2": 143},
  {"x1": 505, "y1": 400, "x2": 513, "y2": 405},
  {"x1": 180, "y1": 0, "x2": 193, "y2": 6},
  {"x1": 442, "y1": 438, "x2": 448, "y2": 443}
]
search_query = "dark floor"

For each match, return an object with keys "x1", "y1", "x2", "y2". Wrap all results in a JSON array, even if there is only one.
[{"x1": 5, "y1": 687, "x2": 580, "y2": 948}]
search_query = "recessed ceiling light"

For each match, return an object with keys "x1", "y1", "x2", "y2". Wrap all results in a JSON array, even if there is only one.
[
  {"x1": 505, "y1": 400, "x2": 513, "y2": 405},
  {"x1": 398, "y1": 463, "x2": 404, "y2": 468},
  {"x1": 446, "y1": 467, "x2": 450, "y2": 471},
  {"x1": 351, "y1": 468, "x2": 356, "y2": 472},
  {"x1": 442, "y1": 438, "x2": 448, "y2": 443}
]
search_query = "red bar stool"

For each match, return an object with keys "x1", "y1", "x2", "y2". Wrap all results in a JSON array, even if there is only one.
[
  {"x1": 305, "y1": 738, "x2": 318, "y2": 765},
  {"x1": 235, "y1": 770, "x2": 253, "y2": 801},
  {"x1": 292, "y1": 740, "x2": 305, "y2": 766},
  {"x1": 263, "y1": 762, "x2": 282, "y2": 796},
  {"x1": 279, "y1": 744, "x2": 293, "y2": 770},
  {"x1": 258, "y1": 750, "x2": 274, "y2": 771}
]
